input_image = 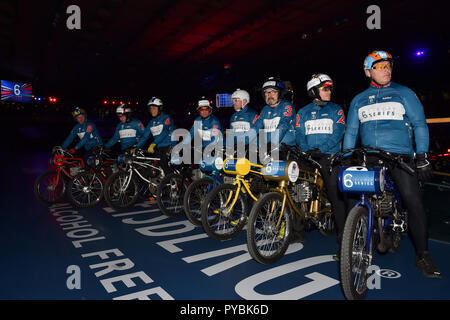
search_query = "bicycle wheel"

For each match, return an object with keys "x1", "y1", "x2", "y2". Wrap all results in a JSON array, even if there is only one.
[
  {"x1": 67, "y1": 171, "x2": 104, "y2": 208},
  {"x1": 340, "y1": 206, "x2": 374, "y2": 300},
  {"x1": 184, "y1": 177, "x2": 214, "y2": 226},
  {"x1": 157, "y1": 173, "x2": 187, "y2": 217},
  {"x1": 103, "y1": 171, "x2": 139, "y2": 210},
  {"x1": 201, "y1": 183, "x2": 247, "y2": 241},
  {"x1": 34, "y1": 169, "x2": 66, "y2": 205},
  {"x1": 246, "y1": 192, "x2": 292, "y2": 265}
]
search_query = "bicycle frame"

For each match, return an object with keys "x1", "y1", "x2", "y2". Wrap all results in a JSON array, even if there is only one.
[
  {"x1": 118, "y1": 154, "x2": 163, "y2": 191},
  {"x1": 50, "y1": 148, "x2": 85, "y2": 185}
]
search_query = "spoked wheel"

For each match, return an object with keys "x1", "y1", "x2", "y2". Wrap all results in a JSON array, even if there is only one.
[
  {"x1": 104, "y1": 171, "x2": 139, "y2": 210},
  {"x1": 67, "y1": 171, "x2": 104, "y2": 208},
  {"x1": 34, "y1": 169, "x2": 66, "y2": 205},
  {"x1": 157, "y1": 173, "x2": 187, "y2": 217},
  {"x1": 246, "y1": 192, "x2": 292, "y2": 265},
  {"x1": 184, "y1": 177, "x2": 214, "y2": 226},
  {"x1": 340, "y1": 206, "x2": 374, "y2": 300},
  {"x1": 201, "y1": 183, "x2": 247, "y2": 241}
]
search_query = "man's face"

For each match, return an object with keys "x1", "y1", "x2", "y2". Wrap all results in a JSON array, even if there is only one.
[
  {"x1": 199, "y1": 107, "x2": 210, "y2": 118},
  {"x1": 318, "y1": 86, "x2": 332, "y2": 102},
  {"x1": 117, "y1": 113, "x2": 127, "y2": 123},
  {"x1": 150, "y1": 106, "x2": 159, "y2": 117},
  {"x1": 365, "y1": 60, "x2": 392, "y2": 86},
  {"x1": 264, "y1": 89, "x2": 280, "y2": 107},
  {"x1": 75, "y1": 114, "x2": 86, "y2": 124},
  {"x1": 232, "y1": 98, "x2": 244, "y2": 111}
]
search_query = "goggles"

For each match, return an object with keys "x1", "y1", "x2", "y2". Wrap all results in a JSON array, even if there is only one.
[
  {"x1": 372, "y1": 62, "x2": 392, "y2": 70},
  {"x1": 318, "y1": 86, "x2": 333, "y2": 91},
  {"x1": 199, "y1": 107, "x2": 210, "y2": 112}
]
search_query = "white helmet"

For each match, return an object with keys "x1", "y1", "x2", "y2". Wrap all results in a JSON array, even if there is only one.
[
  {"x1": 116, "y1": 104, "x2": 132, "y2": 114},
  {"x1": 197, "y1": 97, "x2": 212, "y2": 110},
  {"x1": 231, "y1": 88, "x2": 250, "y2": 106},
  {"x1": 306, "y1": 74, "x2": 333, "y2": 99},
  {"x1": 148, "y1": 96, "x2": 163, "y2": 107}
]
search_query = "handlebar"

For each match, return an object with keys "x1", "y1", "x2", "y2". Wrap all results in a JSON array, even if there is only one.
[
  {"x1": 280, "y1": 143, "x2": 322, "y2": 169},
  {"x1": 329, "y1": 146, "x2": 415, "y2": 175}
]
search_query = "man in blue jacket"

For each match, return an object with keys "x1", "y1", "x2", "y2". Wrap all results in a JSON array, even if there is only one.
[
  {"x1": 105, "y1": 104, "x2": 145, "y2": 151},
  {"x1": 228, "y1": 88, "x2": 258, "y2": 158},
  {"x1": 252, "y1": 77, "x2": 296, "y2": 162},
  {"x1": 343, "y1": 50, "x2": 441, "y2": 278},
  {"x1": 184, "y1": 97, "x2": 223, "y2": 163},
  {"x1": 137, "y1": 96, "x2": 175, "y2": 172},
  {"x1": 62, "y1": 107, "x2": 103, "y2": 155},
  {"x1": 296, "y1": 73, "x2": 347, "y2": 257}
]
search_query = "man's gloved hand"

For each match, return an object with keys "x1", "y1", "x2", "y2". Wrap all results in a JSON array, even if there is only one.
[
  {"x1": 148, "y1": 143, "x2": 156, "y2": 153},
  {"x1": 306, "y1": 148, "x2": 322, "y2": 159},
  {"x1": 416, "y1": 153, "x2": 433, "y2": 183},
  {"x1": 68, "y1": 148, "x2": 77, "y2": 155}
]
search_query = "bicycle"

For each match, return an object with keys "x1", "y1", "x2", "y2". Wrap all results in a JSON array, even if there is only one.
[
  {"x1": 246, "y1": 144, "x2": 333, "y2": 265},
  {"x1": 34, "y1": 146, "x2": 85, "y2": 205},
  {"x1": 330, "y1": 146, "x2": 415, "y2": 300},
  {"x1": 200, "y1": 157, "x2": 272, "y2": 241},
  {"x1": 156, "y1": 153, "x2": 201, "y2": 217},
  {"x1": 66, "y1": 146, "x2": 118, "y2": 208},
  {"x1": 104, "y1": 148, "x2": 165, "y2": 210}
]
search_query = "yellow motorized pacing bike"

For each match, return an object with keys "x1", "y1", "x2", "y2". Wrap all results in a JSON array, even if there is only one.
[
  {"x1": 200, "y1": 157, "x2": 274, "y2": 241},
  {"x1": 246, "y1": 145, "x2": 334, "y2": 265}
]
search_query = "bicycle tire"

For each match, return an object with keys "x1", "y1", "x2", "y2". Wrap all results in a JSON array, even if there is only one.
[
  {"x1": 34, "y1": 169, "x2": 66, "y2": 205},
  {"x1": 246, "y1": 192, "x2": 292, "y2": 265},
  {"x1": 340, "y1": 206, "x2": 373, "y2": 300},
  {"x1": 67, "y1": 171, "x2": 104, "y2": 208},
  {"x1": 156, "y1": 173, "x2": 187, "y2": 217},
  {"x1": 184, "y1": 177, "x2": 214, "y2": 226},
  {"x1": 103, "y1": 171, "x2": 139, "y2": 210}
]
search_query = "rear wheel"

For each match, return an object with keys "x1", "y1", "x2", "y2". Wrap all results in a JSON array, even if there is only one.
[
  {"x1": 34, "y1": 169, "x2": 66, "y2": 205},
  {"x1": 246, "y1": 192, "x2": 292, "y2": 264}
]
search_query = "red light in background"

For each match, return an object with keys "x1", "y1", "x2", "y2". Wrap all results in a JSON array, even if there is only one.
[
  {"x1": 104, "y1": 100, "x2": 108, "y2": 104},
  {"x1": 112, "y1": 101, "x2": 116, "y2": 104},
  {"x1": 128, "y1": 101, "x2": 131, "y2": 105},
  {"x1": 120, "y1": 101, "x2": 123, "y2": 105}
]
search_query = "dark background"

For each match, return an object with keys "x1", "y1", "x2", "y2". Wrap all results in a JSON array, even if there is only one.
[{"x1": 1, "y1": 0, "x2": 449, "y2": 152}]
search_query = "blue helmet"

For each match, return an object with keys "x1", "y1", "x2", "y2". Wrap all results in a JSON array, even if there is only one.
[{"x1": 364, "y1": 50, "x2": 393, "y2": 70}]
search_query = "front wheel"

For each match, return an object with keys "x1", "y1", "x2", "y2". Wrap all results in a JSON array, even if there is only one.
[
  {"x1": 184, "y1": 177, "x2": 214, "y2": 226},
  {"x1": 34, "y1": 169, "x2": 66, "y2": 205},
  {"x1": 246, "y1": 192, "x2": 292, "y2": 265},
  {"x1": 340, "y1": 206, "x2": 374, "y2": 300},
  {"x1": 201, "y1": 183, "x2": 247, "y2": 241},
  {"x1": 103, "y1": 171, "x2": 139, "y2": 210},
  {"x1": 157, "y1": 173, "x2": 187, "y2": 217},
  {"x1": 67, "y1": 171, "x2": 104, "y2": 208}
]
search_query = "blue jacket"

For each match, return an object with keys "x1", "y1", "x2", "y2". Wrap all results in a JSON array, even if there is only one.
[
  {"x1": 343, "y1": 82, "x2": 429, "y2": 156},
  {"x1": 229, "y1": 105, "x2": 259, "y2": 145},
  {"x1": 295, "y1": 102, "x2": 346, "y2": 154},
  {"x1": 253, "y1": 99, "x2": 296, "y2": 146},
  {"x1": 137, "y1": 112, "x2": 175, "y2": 149},
  {"x1": 185, "y1": 114, "x2": 223, "y2": 148},
  {"x1": 105, "y1": 118, "x2": 145, "y2": 150},
  {"x1": 62, "y1": 120, "x2": 103, "y2": 151}
]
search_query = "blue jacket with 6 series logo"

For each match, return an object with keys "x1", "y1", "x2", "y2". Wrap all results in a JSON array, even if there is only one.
[
  {"x1": 105, "y1": 118, "x2": 145, "y2": 150},
  {"x1": 229, "y1": 105, "x2": 259, "y2": 146},
  {"x1": 343, "y1": 82, "x2": 429, "y2": 156},
  {"x1": 137, "y1": 112, "x2": 175, "y2": 149},
  {"x1": 295, "y1": 102, "x2": 346, "y2": 154},
  {"x1": 252, "y1": 99, "x2": 296, "y2": 146},
  {"x1": 62, "y1": 121, "x2": 103, "y2": 151}
]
